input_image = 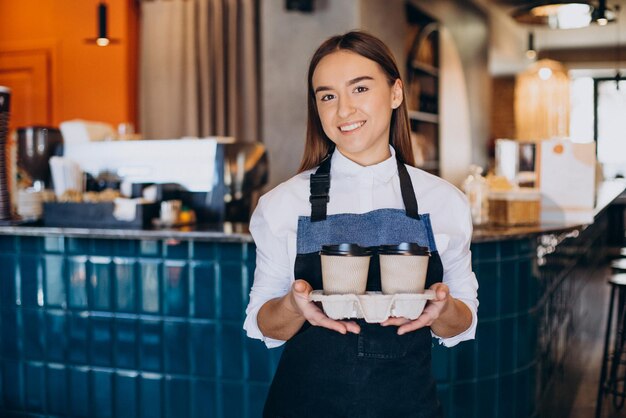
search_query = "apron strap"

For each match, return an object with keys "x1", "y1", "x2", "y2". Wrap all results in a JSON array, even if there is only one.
[
  {"x1": 308, "y1": 149, "x2": 420, "y2": 221},
  {"x1": 397, "y1": 159, "x2": 420, "y2": 220},
  {"x1": 310, "y1": 154, "x2": 332, "y2": 222}
]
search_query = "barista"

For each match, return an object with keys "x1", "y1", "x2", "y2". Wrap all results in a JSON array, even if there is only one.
[{"x1": 244, "y1": 31, "x2": 478, "y2": 417}]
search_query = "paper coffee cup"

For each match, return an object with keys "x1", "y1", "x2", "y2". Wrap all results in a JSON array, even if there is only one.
[
  {"x1": 320, "y1": 244, "x2": 372, "y2": 295},
  {"x1": 379, "y1": 243, "x2": 430, "y2": 294}
]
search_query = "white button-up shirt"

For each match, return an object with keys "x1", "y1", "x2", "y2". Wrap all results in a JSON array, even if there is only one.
[{"x1": 243, "y1": 147, "x2": 479, "y2": 348}]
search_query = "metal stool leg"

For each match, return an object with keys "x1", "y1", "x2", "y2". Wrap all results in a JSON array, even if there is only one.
[
  {"x1": 611, "y1": 287, "x2": 626, "y2": 409},
  {"x1": 596, "y1": 284, "x2": 617, "y2": 418}
]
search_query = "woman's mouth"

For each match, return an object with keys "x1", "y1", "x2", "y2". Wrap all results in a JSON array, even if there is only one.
[{"x1": 338, "y1": 121, "x2": 365, "y2": 133}]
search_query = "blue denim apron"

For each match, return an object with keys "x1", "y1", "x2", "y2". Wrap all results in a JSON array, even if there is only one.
[{"x1": 263, "y1": 152, "x2": 444, "y2": 418}]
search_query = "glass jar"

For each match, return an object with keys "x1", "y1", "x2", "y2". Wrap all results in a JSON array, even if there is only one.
[{"x1": 462, "y1": 165, "x2": 489, "y2": 226}]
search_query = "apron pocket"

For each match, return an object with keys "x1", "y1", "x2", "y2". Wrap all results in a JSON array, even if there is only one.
[{"x1": 357, "y1": 322, "x2": 423, "y2": 359}]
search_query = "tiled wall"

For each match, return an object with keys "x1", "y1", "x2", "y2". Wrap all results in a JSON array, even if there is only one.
[
  {"x1": 432, "y1": 214, "x2": 608, "y2": 418},
  {"x1": 434, "y1": 238, "x2": 539, "y2": 418},
  {"x1": 536, "y1": 213, "x2": 609, "y2": 417},
  {"x1": 0, "y1": 214, "x2": 609, "y2": 418},
  {"x1": 0, "y1": 235, "x2": 283, "y2": 418}
]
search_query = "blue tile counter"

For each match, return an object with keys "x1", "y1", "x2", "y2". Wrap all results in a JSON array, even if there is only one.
[
  {"x1": 0, "y1": 234, "x2": 281, "y2": 418},
  {"x1": 436, "y1": 217, "x2": 609, "y2": 418},
  {"x1": 0, "y1": 180, "x2": 623, "y2": 417}
]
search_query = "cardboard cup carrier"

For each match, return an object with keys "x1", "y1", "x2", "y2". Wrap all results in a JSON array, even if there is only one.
[{"x1": 313, "y1": 243, "x2": 434, "y2": 323}]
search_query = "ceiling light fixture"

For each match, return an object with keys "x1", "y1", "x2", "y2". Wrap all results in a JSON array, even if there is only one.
[
  {"x1": 85, "y1": 2, "x2": 120, "y2": 46},
  {"x1": 538, "y1": 66, "x2": 553, "y2": 80},
  {"x1": 592, "y1": 0, "x2": 610, "y2": 25},
  {"x1": 512, "y1": 1, "x2": 616, "y2": 29},
  {"x1": 515, "y1": 60, "x2": 570, "y2": 140}
]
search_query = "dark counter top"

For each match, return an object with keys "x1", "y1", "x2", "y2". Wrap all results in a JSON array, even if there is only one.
[
  {"x1": 472, "y1": 179, "x2": 626, "y2": 243},
  {"x1": 1, "y1": 180, "x2": 624, "y2": 244},
  {"x1": 0, "y1": 222, "x2": 253, "y2": 243}
]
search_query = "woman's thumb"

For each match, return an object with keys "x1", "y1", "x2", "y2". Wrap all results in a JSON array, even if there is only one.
[
  {"x1": 429, "y1": 282, "x2": 448, "y2": 300},
  {"x1": 293, "y1": 279, "x2": 312, "y2": 295}
]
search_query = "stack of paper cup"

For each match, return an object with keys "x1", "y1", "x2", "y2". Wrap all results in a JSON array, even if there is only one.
[
  {"x1": 0, "y1": 87, "x2": 12, "y2": 220},
  {"x1": 16, "y1": 189, "x2": 45, "y2": 220},
  {"x1": 379, "y1": 242, "x2": 431, "y2": 294},
  {"x1": 320, "y1": 244, "x2": 372, "y2": 295}
]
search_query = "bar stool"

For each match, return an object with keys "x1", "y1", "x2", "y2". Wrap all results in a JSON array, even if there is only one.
[
  {"x1": 596, "y1": 273, "x2": 626, "y2": 418},
  {"x1": 612, "y1": 258, "x2": 626, "y2": 273},
  {"x1": 608, "y1": 248, "x2": 626, "y2": 260}
]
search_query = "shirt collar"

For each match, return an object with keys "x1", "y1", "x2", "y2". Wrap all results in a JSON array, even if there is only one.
[{"x1": 330, "y1": 145, "x2": 398, "y2": 182}]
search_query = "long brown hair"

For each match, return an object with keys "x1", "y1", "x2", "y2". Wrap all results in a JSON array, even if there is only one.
[{"x1": 298, "y1": 31, "x2": 414, "y2": 172}]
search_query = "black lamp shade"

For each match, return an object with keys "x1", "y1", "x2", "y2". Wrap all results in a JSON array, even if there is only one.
[
  {"x1": 98, "y1": 3, "x2": 108, "y2": 39},
  {"x1": 85, "y1": 1, "x2": 120, "y2": 45},
  {"x1": 285, "y1": 0, "x2": 314, "y2": 12}
]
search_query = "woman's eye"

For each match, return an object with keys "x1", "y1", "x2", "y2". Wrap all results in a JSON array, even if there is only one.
[
  {"x1": 354, "y1": 86, "x2": 368, "y2": 93},
  {"x1": 320, "y1": 94, "x2": 335, "y2": 102}
]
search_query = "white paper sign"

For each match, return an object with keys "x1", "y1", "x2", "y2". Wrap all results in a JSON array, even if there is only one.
[{"x1": 538, "y1": 139, "x2": 596, "y2": 224}]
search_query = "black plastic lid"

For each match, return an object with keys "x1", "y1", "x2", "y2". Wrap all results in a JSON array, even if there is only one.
[
  {"x1": 320, "y1": 243, "x2": 372, "y2": 256},
  {"x1": 378, "y1": 242, "x2": 430, "y2": 256}
]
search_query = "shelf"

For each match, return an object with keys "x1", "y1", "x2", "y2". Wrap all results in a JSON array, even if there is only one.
[
  {"x1": 411, "y1": 61, "x2": 439, "y2": 77},
  {"x1": 408, "y1": 110, "x2": 439, "y2": 124}
]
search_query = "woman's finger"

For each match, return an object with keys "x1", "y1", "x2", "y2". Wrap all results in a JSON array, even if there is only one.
[
  {"x1": 429, "y1": 282, "x2": 450, "y2": 301},
  {"x1": 397, "y1": 318, "x2": 427, "y2": 335},
  {"x1": 311, "y1": 313, "x2": 349, "y2": 334},
  {"x1": 340, "y1": 320, "x2": 361, "y2": 334},
  {"x1": 381, "y1": 317, "x2": 410, "y2": 327},
  {"x1": 292, "y1": 280, "x2": 360, "y2": 334},
  {"x1": 301, "y1": 303, "x2": 354, "y2": 334},
  {"x1": 293, "y1": 279, "x2": 312, "y2": 296},
  {"x1": 397, "y1": 311, "x2": 435, "y2": 335}
]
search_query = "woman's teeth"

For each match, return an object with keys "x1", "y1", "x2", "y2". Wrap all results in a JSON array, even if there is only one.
[{"x1": 339, "y1": 121, "x2": 365, "y2": 132}]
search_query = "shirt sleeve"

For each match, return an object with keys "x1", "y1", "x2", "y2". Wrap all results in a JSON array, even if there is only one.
[
  {"x1": 243, "y1": 195, "x2": 292, "y2": 348},
  {"x1": 431, "y1": 197, "x2": 479, "y2": 348}
]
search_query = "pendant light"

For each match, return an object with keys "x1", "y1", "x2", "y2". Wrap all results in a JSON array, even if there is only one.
[
  {"x1": 515, "y1": 60, "x2": 571, "y2": 141},
  {"x1": 512, "y1": 1, "x2": 616, "y2": 29},
  {"x1": 85, "y1": 1, "x2": 120, "y2": 46},
  {"x1": 592, "y1": 0, "x2": 610, "y2": 25}
]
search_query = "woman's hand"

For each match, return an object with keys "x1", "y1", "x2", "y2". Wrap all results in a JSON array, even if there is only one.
[
  {"x1": 381, "y1": 282, "x2": 451, "y2": 335},
  {"x1": 289, "y1": 279, "x2": 361, "y2": 335}
]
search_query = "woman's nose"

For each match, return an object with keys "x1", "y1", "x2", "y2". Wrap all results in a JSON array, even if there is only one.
[{"x1": 337, "y1": 96, "x2": 356, "y2": 118}]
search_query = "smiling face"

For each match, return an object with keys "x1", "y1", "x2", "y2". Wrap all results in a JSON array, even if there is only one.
[{"x1": 312, "y1": 50, "x2": 403, "y2": 166}]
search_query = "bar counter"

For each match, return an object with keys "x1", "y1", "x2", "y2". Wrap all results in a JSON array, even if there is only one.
[{"x1": 0, "y1": 180, "x2": 624, "y2": 418}]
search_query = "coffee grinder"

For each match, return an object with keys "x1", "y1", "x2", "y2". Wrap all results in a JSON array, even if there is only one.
[{"x1": 17, "y1": 126, "x2": 63, "y2": 191}]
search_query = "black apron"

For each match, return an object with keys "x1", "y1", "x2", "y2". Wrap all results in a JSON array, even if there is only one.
[{"x1": 264, "y1": 151, "x2": 445, "y2": 418}]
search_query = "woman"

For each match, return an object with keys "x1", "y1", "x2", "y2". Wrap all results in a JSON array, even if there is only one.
[{"x1": 243, "y1": 31, "x2": 478, "y2": 417}]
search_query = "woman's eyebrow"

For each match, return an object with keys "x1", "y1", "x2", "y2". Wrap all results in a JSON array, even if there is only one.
[
  {"x1": 347, "y1": 75, "x2": 374, "y2": 86},
  {"x1": 314, "y1": 75, "x2": 374, "y2": 94}
]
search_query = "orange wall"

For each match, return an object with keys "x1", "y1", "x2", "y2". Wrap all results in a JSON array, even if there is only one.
[{"x1": 0, "y1": 0, "x2": 138, "y2": 128}]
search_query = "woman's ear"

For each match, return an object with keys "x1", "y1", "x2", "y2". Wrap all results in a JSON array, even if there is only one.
[{"x1": 391, "y1": 79, "x2": 403, "y2": 109}]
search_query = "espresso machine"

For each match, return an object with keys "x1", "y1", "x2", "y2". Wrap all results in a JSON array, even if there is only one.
[{"x1": 62, "y1": 137, "x2": 268, "y2": 224}]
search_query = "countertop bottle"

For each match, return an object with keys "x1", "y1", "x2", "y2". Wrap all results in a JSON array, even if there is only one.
[{"x1": 462, "y1": 165, "x2": 489, "y2": 225}]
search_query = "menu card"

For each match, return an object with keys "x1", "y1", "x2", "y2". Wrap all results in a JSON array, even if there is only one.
[{"x1": 538, "y1": 139, "x2": 596, "y2": 224}]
